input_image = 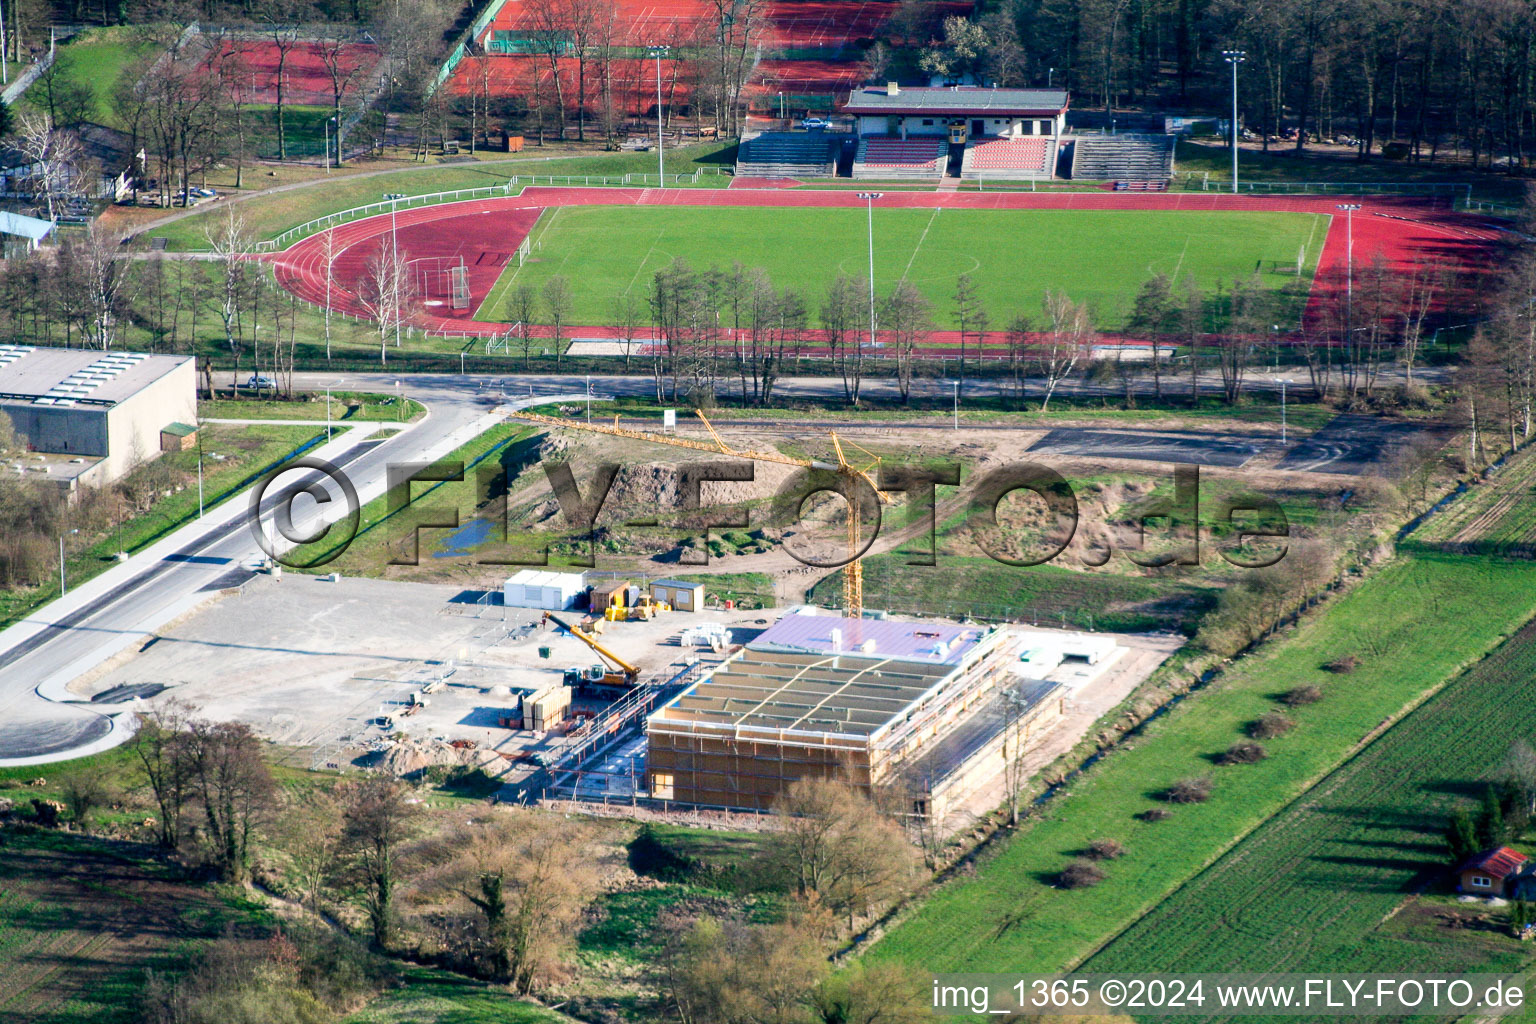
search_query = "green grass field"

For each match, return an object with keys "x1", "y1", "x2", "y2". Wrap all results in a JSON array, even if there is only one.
[
  {"x1": 477, "y1": 206, "x2": 1325, "y2": 329},
  {"x1": 1084, "y1": 612, "x2": 1536, "y2": 984},
  {"x1": 813, "y1": 556, "x2": 1219, "y2": 633},
  {"x1": 16, "y1": 27, "x2": 158, "y2": 128},
  {"x1": 866, "y1": 550, "x2": 1536, "y2": 973}
]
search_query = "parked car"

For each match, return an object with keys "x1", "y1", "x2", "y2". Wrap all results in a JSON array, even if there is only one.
[
  {"x1": 243, "y1": 374, "x2": 277, "y2": 391},
  {"x1": 191, "y1": 187, "x2": 217, "y2": 198},
  {"x1": 800, "y1": 117, "x2": 831, "y2": 130}
]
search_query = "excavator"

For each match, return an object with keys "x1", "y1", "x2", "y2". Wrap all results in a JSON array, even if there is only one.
[{"x1": 545, "y1": 612, "x2": 641, "y2": 695}]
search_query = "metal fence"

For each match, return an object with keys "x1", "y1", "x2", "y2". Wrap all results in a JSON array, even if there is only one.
[
  {"x1": 1192, "y1": 176, "x2": 1475, "y2": 202},
  {"x1": 253, "y1": 171, "x2": 704, "y2": 252}
]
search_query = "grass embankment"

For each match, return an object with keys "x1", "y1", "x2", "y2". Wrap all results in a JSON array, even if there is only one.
[
  {"x1": 1174, "y1": 139, "x2": 1528, "y2": 205},
  {"x1": 144, "y1": 141, "x2": 738, "y2": 251},
  {"x1": 667, "y1": 571, "x2": 776, "y2": 609},
  {"x1": 200, "y1": 390, "x2": 425, "y2": 423},
  {"x1": 1407, "y1": 442, "x2": 1536, "y2": 557},
  {"x1": 14, "y1": 27, "x2": 157, "y2": 127},
  {"x1": 1086, "y1": 611, "x2": 1536, "y2": 983},
  {"x1": 868, "y1": 550, "x2": 1536, "y2": 973},
  {"x1": 477, "y1": 206, "x2": 1324, "y2": 330},
  {"x1": 283, "y1": 423, "x2": 541, "y2": 573},
  {"x1": 0, "y1": 424, "x2": 324, "y2": 633},
  {"x1": 548, "y1": 395, "x2": 1339, "y2": 433},
  {"x1": 815, "y1": 556, "x2": 1218, "y2": 633},
  {"x1": 570, "y1": 823, "x2": 780, "y2": 1018},
  {"x1": 339, "y1": 967, "x2": 572, "y2": 1024}
]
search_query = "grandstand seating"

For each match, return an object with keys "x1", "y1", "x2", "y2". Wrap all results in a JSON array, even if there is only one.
[
  {"x1": 1068, "y1": 134, "x2": 1175, "y2": 181},
  {"x1": 959, "y1": 136, "x2": 1055, "y2": 180},
  {"x1": 851, "y1": 137, "x2": 947, "y2": 181},
  {"x1": 734, "y1": 132, "x2": 838, "y2": 178}
]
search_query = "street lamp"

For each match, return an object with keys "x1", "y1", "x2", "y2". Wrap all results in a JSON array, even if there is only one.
[
  {"x1": 1273, "y1": 377, "x2": 1294, "y2": 443},
  {"x1": 951, "y1": 379, "x2": 959, "y2": 429},
  {"x1": 1222, "y1": 50, "x2": 1246, "y2": 194},
  {"x1": 1336, "y1": 203, "x2": 1361, "y2": 337},
  {"x1": 648, "y1": 45, "x2": 670, "y2": 186},
  {"x1": 324, "y1": 115, "x2": 337, "y2": 173},
  {"x1": 856, "y1": 193, "x2": 883, "y2": 357}
]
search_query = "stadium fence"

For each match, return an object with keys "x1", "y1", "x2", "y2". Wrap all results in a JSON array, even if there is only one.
[{"x1": 251, "y1": 171, "x2": 703, "y2": 251}]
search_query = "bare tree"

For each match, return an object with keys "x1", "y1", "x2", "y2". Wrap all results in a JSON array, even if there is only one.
[
  {"x1": 953, "y1": 272, "x2": 989, "y2": 382},
  {"x1": 510, "y1": 282, "x2": 540, "y2": 368},
  {"x1": 612, "y1": 289, "x2": 645, "y2": 373},
  {"x1": 1033, "y1": 290, "x2": 1095, "y2": 412},
  {"x1": 821, "y1": 273, "x2": 867, "y2": 406},
  {"x1": 339, "y1": 775, "x2": 423, "y2": 950},
  {"x1": 182, "y1": 720, "x2": 276, "y2": 883},
  {"x1": 358, "y1": 239, "x2": 416, "y2": 364},
  {"x1": 317, "y1": 34, "x2": 366, "y2": 165},
  {"x1": 72, "y1": 224, "x2": 128, "y2": 350},
  {"x1": 204, "y1": 206, "x2": 256, "y2": 388},
  {"x1": 768, "y1": 778, "x2": 922, "y2": 928},
  {"x1": 543, "y1": 275, "x2": 574, "y2": 369},
  {"x1": 276, "y1": 788, "x2": 343, "y2": 913},
  {"x1": 412, "y1": 810, "x2": 595, "y2": 991},
  {"x1": 882, "y1": 280, "x2": 933, "y2": 405},
  {"x1": 319, "y1": 228, "x2": 343, "y2": 361},
  {"x1": 18, "y1": 112, "x2": 82, "y2": 221}
]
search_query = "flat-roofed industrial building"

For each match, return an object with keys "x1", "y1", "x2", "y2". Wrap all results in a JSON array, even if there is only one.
[
  {"x1": 646, "y1": 613, "x2": 1064, "y2": 816},
  {"x1": 0, "y1": 345, "x2": 197, "y2": 492}
]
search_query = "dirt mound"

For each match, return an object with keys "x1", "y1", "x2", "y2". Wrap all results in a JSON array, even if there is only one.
[
  {"x1": 370, "y1": 736, "x2": 466, "y2": 777},
  {"x1": 520, "y1": 459, "x2": 800, "y2": 528}
]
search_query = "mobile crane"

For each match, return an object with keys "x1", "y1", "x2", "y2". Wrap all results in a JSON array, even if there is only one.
[{"x1": 545, "y1": 612, "x2": 641, "y2": 692}]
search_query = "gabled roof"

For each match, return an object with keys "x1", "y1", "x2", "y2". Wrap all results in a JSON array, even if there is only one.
[
  {"x1": 1460, "y1": 847, "x2": 1529, "y2": 878},
  {"x1": 0, "y1": 211, "x2": 55, "y2": 242}
]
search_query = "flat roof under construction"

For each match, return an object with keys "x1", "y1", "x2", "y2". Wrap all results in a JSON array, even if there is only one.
[
  {"x1": 652, "y1": 647, "x2": 956, "y2": 739},
  {"x1": 751, "y1": 612, "x2": 988, "y2": 666}
]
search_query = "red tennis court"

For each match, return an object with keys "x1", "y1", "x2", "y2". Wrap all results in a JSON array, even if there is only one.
[{"x1": 210, "y1": 39, "x2": 381, "y2": 107}]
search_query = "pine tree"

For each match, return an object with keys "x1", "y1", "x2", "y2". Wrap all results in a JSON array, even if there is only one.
[
  {"x1": 1447, "y1": 808, "x2": 1478, "y2": 865},
  {"x1": 1477, "y1": 785, "x2": 1508, "y2": 850}
]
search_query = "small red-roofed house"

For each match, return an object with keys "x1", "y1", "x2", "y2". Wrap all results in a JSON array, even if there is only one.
[{"x1": 1457, "y1": 847, "x2": 1529, "y2": 896}]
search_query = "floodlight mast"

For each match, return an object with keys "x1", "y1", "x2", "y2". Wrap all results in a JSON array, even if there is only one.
[
  {"x1": 648, "y1": 45, "x2": 670, "y2": 186},
  {"x1": 1222, "y1": 51, "x2": 1246, "y2": 194},
  {"x1": 1337, "y1": 203, "x2": 1362, "y2": 341},
  {"x1": 856, "y1": 192, "x2": 883, "y2": 361}
]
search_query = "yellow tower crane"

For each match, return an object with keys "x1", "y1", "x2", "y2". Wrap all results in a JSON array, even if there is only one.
[{"x1": 510, "y1": 409, "x2": 888, "y2": 619}]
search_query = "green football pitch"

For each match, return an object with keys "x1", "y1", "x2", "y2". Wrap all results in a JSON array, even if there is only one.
[{"x1": 475, "y1": 206, "x2": 1327, "y2": 329}]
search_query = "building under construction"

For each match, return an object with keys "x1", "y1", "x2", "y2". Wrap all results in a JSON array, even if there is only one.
[{"x1": 645, "y1": 612, "x2": 1066, "y2": 817}]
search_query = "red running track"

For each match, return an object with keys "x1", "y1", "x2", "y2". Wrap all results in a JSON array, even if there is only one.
[{"x1": 269, "y1": 186, "x2": 1506, "y2": 343}]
